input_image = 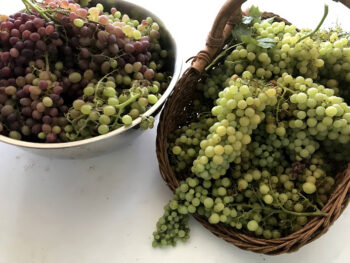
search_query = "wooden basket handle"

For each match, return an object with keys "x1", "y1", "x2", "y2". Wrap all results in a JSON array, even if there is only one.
[
  {"x1": 191, "y1": 0, "x2": 350, "y2": 73},
  {"x1": 191, "y1": 0, "x2": 246, "y2": 72}
]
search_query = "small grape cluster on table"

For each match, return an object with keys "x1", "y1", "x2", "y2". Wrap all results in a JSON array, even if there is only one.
[
  {"x1": 0, "y1": 0, "x2": 171, "y2": 143},
  {"x1": 152, "y1": 6, "x2": 350, "y2": 248}
]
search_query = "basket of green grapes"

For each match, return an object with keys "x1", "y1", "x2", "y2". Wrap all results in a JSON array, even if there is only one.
[{"x1": 155, "y1": 0, "x2": 350, "y2": 255}]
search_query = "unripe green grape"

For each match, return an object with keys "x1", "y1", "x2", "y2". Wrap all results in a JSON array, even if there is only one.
[
  {"x1": 247, "y1": 220, "x2": 259, "y2": 231},
  {"x1": 80, "y1": 104, "x2": 92, "y2": 115},
  {"x1": 325, "y1": 106, "x2": 337, "y2": 117},
  {"x1": 263, "y1": 194, "x2": 273, "y2": 204},
  {"x1": 99, "y1": 115, "x2": 111, "y2": 125},
  {"x1": 209, "y1": 213, "x2": 220, "y2": 224},
  {"x1": 42, "y1": 97, "x2": 53, "y2": 107},
  {"x1": 98, "y1": 125, "x2": 109, "y2": 135},
  {"x1": 303, "y1": 182, "x2": 316, "y2": 194},
  {"x1": 84, "y1": 86, "x2": 95, "y2": 96},
  {"x1": 69, "y1": 72, "x2": 82, "y2": 83},
  {"x1": 148, "y1": 94, "x2": 158, "y2": 104},
  {"x1": 74, "y1": 18, "x2": 84, "y2": 28},
  {"x1": 103, "y1": 105, "x2": 116, "y2": 116},
  {"x1": 122, "y1": 115, "x2": 133, "y2": 125}
]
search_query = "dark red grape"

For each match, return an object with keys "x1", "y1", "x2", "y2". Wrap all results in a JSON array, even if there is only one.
[
  {"x1": 125, "y1": 43, "x2": 135, "y2": 53},
  {"x1": 46, "y1": 133, "x2": 57, "y2": 143}
]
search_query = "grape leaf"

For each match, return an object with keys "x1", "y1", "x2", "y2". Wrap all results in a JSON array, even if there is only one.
[
  {"x1": 249, "y1": 5, "x2": 262, "y2": 19},
  {"x1": 242, "y1": 16, "x2": 253, "y2": 25},
  {"x1": 241, "y1": 36, "x2": 276, "y2": 49},
  {"x1": 232, "y1": 24, "x2": 252, "y2": 43},
  {"x1": 262, "y1": 17, "x2": 275, "y2": 24},
  {"x1": 241, "y1": 35, "x2": 258, "y2": 45},
  {"x1": 257, "y1": 38, "x2": 276, "y2": 49}
]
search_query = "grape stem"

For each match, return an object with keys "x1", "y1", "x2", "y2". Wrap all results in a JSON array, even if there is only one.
[
  {"x1": 275, "y1": 88, "x2": 288, "y2": 122},
  {"x1": 23, "y1": 0, "x2": 30, "y2": 13},
  {"x1": 297, "y1": 5, "x2": 329, "y2": 43},
  {"x1": 93, "y1": 69, "x2": 119, "y2": 105},
  {"x1": 298, "y1": 192, "x2": 323, "y2": 211},
  {"x1": 197, "y1": 112, "x2": 212, "y2": 120},
  {"x1": 76, "y1": 119, "x2": 89, "y2": 135},
  {"x1": 267, "y1": 177, "x2": 328, "y2": 217},
  {"x1": 65, "y1": 112, "x2": 87, "y2": 138},
  {"x1": 278, "y1": 205, "x2": 327, "y2": 217},
  {"x1": 251, "y1": 187, "x2": 266, "y2": 208},
  {"x1": 44, "y1": 52, "x2": 50, "y2": 72},
  {"x1": 205, "y1": 43, "x2": 242, "y2": 71},
  {"x1": 111, "y1": 92, "x2": 141, "y2": 128},
  {"x1": 232, "y1": 203, "x2": 327, "y2": 217},
  {"x1": 115, "y1": 92, "x2": 141, "y2": 109},
  {"x1": 55, "y1": 24, "x2": 69, "y2": 43},
  {"x1": 22, "y1": 0, "x2": 52, "y2": 22},
  {"x1": 261, "y1": 211, "x2": 276, "y2": 224},
  {"x1": 91, "y1": 53, "x2": 127, "y2": 61}
]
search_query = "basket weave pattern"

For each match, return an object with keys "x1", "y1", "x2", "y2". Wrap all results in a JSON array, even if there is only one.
[{"x1": 156, "y1": 0, "x2": 350, "y2": 255}]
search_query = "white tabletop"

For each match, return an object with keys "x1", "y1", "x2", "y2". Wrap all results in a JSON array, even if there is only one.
[{"x1": 1, "y1": 1, "x2": 350, "y2": 263}]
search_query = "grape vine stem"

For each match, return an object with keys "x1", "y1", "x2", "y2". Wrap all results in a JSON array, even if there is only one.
[
  {"x1": 297, "y1": 5, "x2": 329, "y2": 43},
  {"x1": 268, "y1": 177, "x2": 328, "y2": 217},
  {"x1": 93, "y1": 69, "x2": 119, "y2": 105},
  {"x1": 205, "y1": 43, "x2": 242, "y2": 71},
  {"x1": 44, "y1": 52, "x2": 50, "y2": 72},
  {"x1": 22, "y1": 0, "x2": 52, "y2": 22}
]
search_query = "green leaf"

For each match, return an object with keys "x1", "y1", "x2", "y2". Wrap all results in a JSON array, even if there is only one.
[
  {"x1": 262, "y1": 17, "x2": 275, "y2": 24},
  {"x1": 257, "y1": 38, "x2": 276, "y2": 49},
  {"x1": 249, "y1": 5, "x2": 262, "y2": 19},
  {"x1": 242, "y1": 16, "x2": 253, "y2": 25},
  {"x1": 241, "y1": 35, "x2": 258, "y2": 45},
  {"x1": 232, "y1": 23, "x2": 252, "y2": 43}
]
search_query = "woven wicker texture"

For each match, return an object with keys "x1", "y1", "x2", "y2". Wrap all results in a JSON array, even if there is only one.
[{"x1": 156, "y1": 0, "x2": 350, "y2": 255}]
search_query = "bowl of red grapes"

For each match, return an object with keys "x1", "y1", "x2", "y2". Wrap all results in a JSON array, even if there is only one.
[{"x1": 0, "y1": 0, "x2": 182, "y2": 157}]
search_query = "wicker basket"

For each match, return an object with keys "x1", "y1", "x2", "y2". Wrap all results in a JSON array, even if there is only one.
[{"x1": 156, "y1": 0, "x2": 350, "y2": 255}]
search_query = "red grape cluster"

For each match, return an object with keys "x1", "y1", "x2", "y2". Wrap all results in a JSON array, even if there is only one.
[
  {"x1": 0, "y1": 64, "x2": 70, "y2": 142},
  {"x1": 0, "y1": 13, "x2": 63, "y2": 80}
]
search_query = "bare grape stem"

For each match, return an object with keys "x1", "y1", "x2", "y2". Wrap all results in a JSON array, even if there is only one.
[{"x1": 297, "y1": 5, "x2": 329, "y2": 43}]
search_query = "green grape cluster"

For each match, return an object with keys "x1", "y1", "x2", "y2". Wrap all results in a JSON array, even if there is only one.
[
  {"x1": 246, "y1": 125, "x2": 289, "y2": 170},
  {"x1": 321, "y1": 139, "x2": 350, "y2": 164},
  {"x1": 152, "y1": 200, "x2": 190, "y2": 247},
  {"x1": 152, "y1": 177, "x2": 203, "y2": 247},
  {"x1": 226, "y1": 22, "x2": 325, "y2": 80},
  {"x1": 286, "y1": 130, "x2": 320, "y2": 161},
  {"x1": 225, "y1": 20, "x2": 350, "y2": 84},
  {"x1": 280, "y1": 74, "x2": 350, "y2": 144},
  {"x1": 197, "y1": 18, "x2": 350, "y2": 106},
  {"x1": 168, "y1": 118, "x2": 215, "y2": 173},
  {"x1": 197, "y1": 65, "x2": 233, "y2": 101},
  {"x1": 154, "y1": 154, "x2": 333, "y2": 245},
  {"x1": 315, "y1": 28, "x2": 350, "y2": 83},
  {"x1": 65, "y1": 76, "x2": 161, "y2": 140},
  {"x1": 191, "y1": 75, "x2": 283, "y2": 180},
  {"x1": 197, "y1": 22, "x2": 349, "y2": 105}
]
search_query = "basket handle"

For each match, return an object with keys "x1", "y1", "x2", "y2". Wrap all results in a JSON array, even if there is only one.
[
  {"x1": 191, "y1": 0, "x2": 246, "y2": 73},
  {"x1": 191, "y1": 0, "x2": 350, "y2": 73},
  {"x1": 334, "y1": 0, "x2": 350, "y2": 8}
]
